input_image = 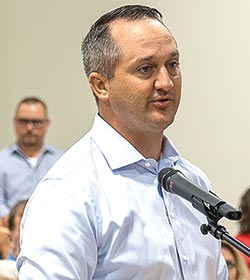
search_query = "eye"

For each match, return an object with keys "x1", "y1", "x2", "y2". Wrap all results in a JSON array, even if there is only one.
[
  {"x1": 138, "y1": 65, "x2": 153, "y2": 74},
  {"x1": 169, "y1": 61, "x2": 179, "y2": 69},
  {"x1": 19, "y1": 119, "x2": 29, "y2": 126},
  {"x1": 32, "y1": 120, "x2": 42, "y2": 126},
  {"x1": 167, "y1": 61, "x2": 180, "y2": 75}
]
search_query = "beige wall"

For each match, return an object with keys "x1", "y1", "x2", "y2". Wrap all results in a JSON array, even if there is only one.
[{"x1": 2, "y1": 0, "x2": 250, "y2": 235}]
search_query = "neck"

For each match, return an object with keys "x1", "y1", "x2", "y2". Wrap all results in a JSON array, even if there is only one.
[
  {"x1": 97, "y1": 111, "x2": 165, "y2": 161},
  {"x1": 122, "y1": 130, "x2": 164, "y2": 161},
  {"x1": 17, "y1": 143, "x2": 42, "y2": 158}
]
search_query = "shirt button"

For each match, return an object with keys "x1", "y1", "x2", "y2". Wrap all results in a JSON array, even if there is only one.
[
  {"x1": 145, "y1": 162, "x2": 151, "y2": 168},
  {"x1": 182, "y1": 255, "x2": 188, "y2": 262},
  {"x1": 170, "y1": 212, "x2": 175, "y2": 219}
]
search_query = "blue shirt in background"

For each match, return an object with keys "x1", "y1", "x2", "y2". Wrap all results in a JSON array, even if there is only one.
[{"x1": 0, "y1": 143, "x2": 63, "y2": 217}]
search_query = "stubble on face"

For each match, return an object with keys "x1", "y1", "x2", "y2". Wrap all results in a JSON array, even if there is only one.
[
  {"x1": 103, "y1": 19, "x2": 182, "y2": 137},
  {"x1": 14, "y1": 103, "x2": 48, "y2": 149}
]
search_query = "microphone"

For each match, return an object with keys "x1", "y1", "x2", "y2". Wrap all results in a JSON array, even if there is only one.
[{"x1": 158, "y1": 168, "x2": 241, "y2": 221}]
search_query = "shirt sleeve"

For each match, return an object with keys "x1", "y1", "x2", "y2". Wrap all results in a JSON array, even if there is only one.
[
  {"x1": 0, "y1": 181, "x2": 9, "y2": 217},
  {"x1": 17, "y1": 178, "x2": 98, "y2": 279}
]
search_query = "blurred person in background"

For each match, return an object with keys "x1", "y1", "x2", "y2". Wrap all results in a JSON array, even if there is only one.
[
  {"x1": 6, "y1": 200, "x2": 27, "y2": 260},
  {"x1": 221, "y1": 241, "x2": 249, "y2": 280},
  {"x1": 235, "y1": 187, "x2": 250, "y2": 273},
  {"x1": 0, "y1": 201, "x2": 27, "y2": 280},
  {"x1": 0, "y1": 96, "x2": 63, "y2": 226},
  {"x1": 0, "y1": 226, "x2": 10, "y2": 259}
]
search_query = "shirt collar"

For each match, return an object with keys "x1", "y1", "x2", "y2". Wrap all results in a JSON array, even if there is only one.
[
  {"x1": 160, "y1": 136, "x2": 181, "y2": 164},
  {"x1": 10, "y1": 143, "x2": 54, "y2": 156},
  {"x1": 90, "y1": 114, "x2": 182, "y2": 170},
  {"x1": 90, "y1": 114, "x2": 143, "y2": 170}
]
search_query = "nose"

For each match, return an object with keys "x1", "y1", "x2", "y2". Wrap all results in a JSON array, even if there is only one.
[
  {"x1": 26, "y1": 122, "x2": 34, "y2": 129},
  {"x1": 154, "y1": 68, "x2": 174, "y2": 92}
]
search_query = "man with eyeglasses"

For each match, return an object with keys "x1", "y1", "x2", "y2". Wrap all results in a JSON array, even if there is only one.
[{"x1": 0, "y1": 96, "x2": 63, "y2": 226}]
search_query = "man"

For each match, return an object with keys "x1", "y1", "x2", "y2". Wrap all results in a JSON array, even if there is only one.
[
  {"x1": 17, "y1": 5, "x2": 227, "y2": 279},
  {"x1": 0, "y1": 97, "x2": 62, "y2": 224}
]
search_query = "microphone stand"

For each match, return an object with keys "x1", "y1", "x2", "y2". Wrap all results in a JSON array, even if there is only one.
[
  {"x1": 192, "y1": 196, "x2": 250, "y2": 257},
  {"x1": 201, "y1": 219, "x2": 250, "y2": 257}
]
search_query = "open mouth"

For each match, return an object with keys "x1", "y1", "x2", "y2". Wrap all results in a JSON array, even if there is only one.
[{"x1": 151, "y1": 98, "x2": 171, "y2": 109}]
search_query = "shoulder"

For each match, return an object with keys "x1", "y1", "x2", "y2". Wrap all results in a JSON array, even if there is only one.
[
  {"x1": 24, "y1": 136, "x2": 99, "y2": 223},
  {"x1": 0, "y1": 144, "x2": 14, "y2": 154},
  {"x1": 43, "y1": 133, "x2": 96, "y2": 181},
  {"x1": 0, "y1": 145, "x2": 16, "y2": 162},
  {"x1": 43, "y1": 144, "x2": 64, "y2": 156}
]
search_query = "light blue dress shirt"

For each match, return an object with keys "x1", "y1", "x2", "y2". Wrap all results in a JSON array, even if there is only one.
[
  {"x1": 17, "y1": 114, "x2": 227, "y2": 279},
  {"x1": 0, "y1": 144, "x2": 63, "y2": 216}
]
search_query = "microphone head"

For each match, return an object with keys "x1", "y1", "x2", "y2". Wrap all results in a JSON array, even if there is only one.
[
  {"x1": 158, "y1": 168, "x2": 177, "y2": 185},
  {"x1": 158, "y1": 168, "x2": 181, "y2": 193},
  {"x1": 158, "y1": 168, "x2": 242, "y2": 222},
  {"x1": 218, "y1": 203, "x2": 242, "y2": 221}
]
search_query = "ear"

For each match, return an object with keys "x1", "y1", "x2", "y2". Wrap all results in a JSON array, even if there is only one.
[
  {"x1": 45, "y1": 118, "x2": 50, "y2": 127},
  {"x1": 89, "y1": 72, "x2": 109, "y2": 102}
]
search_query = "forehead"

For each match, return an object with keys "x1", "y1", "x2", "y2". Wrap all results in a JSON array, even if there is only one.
[
  {"x1": 16, "y1": 102, "x2": 45, "y2": 117},
  {"x1": 110, "y1": 18, "x2": 177, "y2": 56}
]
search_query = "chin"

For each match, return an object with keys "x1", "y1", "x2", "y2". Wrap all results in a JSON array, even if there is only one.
[
  {"x1": 23, "y1": 141, "x2": 38, "y2": 147},
  {"x1": 155, "y1": 115, "x2": 175, "y2": 127}
]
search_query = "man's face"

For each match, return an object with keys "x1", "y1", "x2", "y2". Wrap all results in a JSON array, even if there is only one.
[
  {"x1": 14, "y1": 103, "x2": 49, "y2": 149},
  {"x1": 102, "y1": 18, "x2": 182, "y2": 136}
]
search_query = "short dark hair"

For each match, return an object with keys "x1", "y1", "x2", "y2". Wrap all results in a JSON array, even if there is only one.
[
  {"x1": 8, "y1": 200, "x2": 28, "y2": 231},
  {"x1": 15, "y1": 96, "x2": 48, "y2": 118},
  {"x1": 81, "y1": 5, "x2": 164, "y2": 80}
]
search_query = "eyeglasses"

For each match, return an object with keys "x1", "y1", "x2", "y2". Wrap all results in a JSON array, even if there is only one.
[{"x1": 15, "y1": 118, "x2": 46, "y2": 128}]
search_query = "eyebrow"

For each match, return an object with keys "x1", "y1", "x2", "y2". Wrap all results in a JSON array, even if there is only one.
[{"x1": 132, "y1": 50, "x2": 180, "y2": 65}]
